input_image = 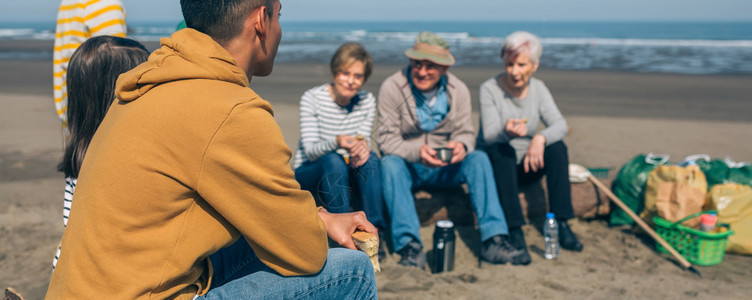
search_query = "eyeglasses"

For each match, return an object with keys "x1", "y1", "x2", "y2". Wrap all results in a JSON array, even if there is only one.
[
  {"x1": 337, "y1": 70, "x2": 365, "y2": 82},
  {"x1": 410, "y1": 60, "x2": 442, "y2": 71}
]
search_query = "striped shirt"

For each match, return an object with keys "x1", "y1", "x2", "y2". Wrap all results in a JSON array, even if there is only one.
[
  {"x1": 53, "y1": 177, "x2": 76, "y2": 270},
  {"x1": 53, "y1": 0, "x2": 127, "y2": 129},
  {"x1": 294, "y1": 83, "x2": 376, "y2": 169}
]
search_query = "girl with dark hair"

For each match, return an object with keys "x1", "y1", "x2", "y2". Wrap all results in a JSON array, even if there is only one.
[{"x1": 53, "y1": 35, "x2": 149, "y2": 270}]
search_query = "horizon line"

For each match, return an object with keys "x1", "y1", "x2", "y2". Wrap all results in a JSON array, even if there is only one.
[{"x1": 2, "y1": 18, "x2": 752, "y2": 24}]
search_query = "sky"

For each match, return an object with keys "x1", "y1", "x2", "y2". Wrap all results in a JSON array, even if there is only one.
[{"x1": 1, "y1": 0, "x2": 751, "y2": 23}]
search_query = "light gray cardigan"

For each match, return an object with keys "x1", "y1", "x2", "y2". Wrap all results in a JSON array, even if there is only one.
[
  {"x1": 477, "y1": 75, "x2": 568, "y2": 164},
  {"x1": 377, "y1": 68, "x2": 476, "y2": 163}
]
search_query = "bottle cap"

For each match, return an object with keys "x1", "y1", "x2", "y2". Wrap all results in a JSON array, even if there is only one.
[
  {"x1": 437, "y1": 220, "x2": 454, "y2": 228},
  {"x1": 546, "y1": 212, "x2": 555, "y2": 219},
  {"x1": 700, "y1": 214, "x2": 717, "y2": 225}
]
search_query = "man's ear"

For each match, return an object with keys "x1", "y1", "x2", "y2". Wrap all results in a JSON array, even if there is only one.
[
  {"x1": 253, "y1": 6, "x2": 269, "y2": 39},
  {"x1": 438, "y1": 66, "x2": 449, "y2": 76}
]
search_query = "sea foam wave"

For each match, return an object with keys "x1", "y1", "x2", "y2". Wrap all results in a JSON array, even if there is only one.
[{"x1": 3, "y1": 25, "x2": 752, "y2": 74}]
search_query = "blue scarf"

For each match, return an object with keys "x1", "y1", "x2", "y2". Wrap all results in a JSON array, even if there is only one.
[{"x1": 407, "y1": 67, "x2": 449, "y2": 132}]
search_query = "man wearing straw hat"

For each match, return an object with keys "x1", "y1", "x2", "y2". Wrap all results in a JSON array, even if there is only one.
[{"x1": 377, "y1": 32, "x2": 524, "y2": 268}]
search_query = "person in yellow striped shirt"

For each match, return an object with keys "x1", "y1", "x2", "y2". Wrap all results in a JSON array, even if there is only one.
[{"x1": 53, "y1": 0, "x2": 127, "y2": 133}]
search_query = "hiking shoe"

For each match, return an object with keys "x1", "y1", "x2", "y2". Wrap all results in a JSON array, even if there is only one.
[
  {"x1": 480, "y1": 234, "x2": 522, "y2": 264},
  {"x1": 397, "y1": 240, "x2": 426, "y2": 269},
  {"x1": 508, "y1": 228, "x2": 532, "y2": 265},
  {"x1": 377, "y1": 231, "x2": 387, "y2": 262},
  {"x1": 559, "y1": 221, "x2": 584, "y2": 252}
]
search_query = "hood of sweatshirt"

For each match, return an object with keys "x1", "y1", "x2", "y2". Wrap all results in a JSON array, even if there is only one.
[{"x1": 116, "y1": 29, "x2": 250, "y2": 102}]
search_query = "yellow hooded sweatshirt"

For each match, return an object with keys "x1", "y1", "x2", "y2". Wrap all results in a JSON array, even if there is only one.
[{"x1": 46, "y1": 29, "x2": 328, "y2": 299}]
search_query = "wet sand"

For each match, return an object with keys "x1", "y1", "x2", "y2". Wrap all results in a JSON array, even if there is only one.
[{"x1": 1, "y1": 51, "x2": 751, "y2": 299}]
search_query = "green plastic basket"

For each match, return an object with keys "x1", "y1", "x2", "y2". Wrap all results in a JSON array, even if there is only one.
[{"x1": 653, "y1": 210, "x2": 734, "y2": 266}]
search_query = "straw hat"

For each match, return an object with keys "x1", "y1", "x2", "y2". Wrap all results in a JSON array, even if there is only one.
[{"x1": 404, "y1": 31, "x2": 456, "y2": 66}]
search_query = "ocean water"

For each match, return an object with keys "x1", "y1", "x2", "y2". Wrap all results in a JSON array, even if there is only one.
[{"x1": 1, "y1": 21, "x2": 751, "y2": 75}]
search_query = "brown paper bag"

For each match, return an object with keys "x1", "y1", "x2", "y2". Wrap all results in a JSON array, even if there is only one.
[{"x1": 641, "y1": 165, "x2": 707, "y2": 228}]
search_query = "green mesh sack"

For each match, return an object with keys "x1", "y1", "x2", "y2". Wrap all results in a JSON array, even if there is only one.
[
  {"x1": 696, "y1": 158, "x2": 752, "y2": 188},
  {"x1": 610, "y1": 153, "x2": 669, "y2": 226}
]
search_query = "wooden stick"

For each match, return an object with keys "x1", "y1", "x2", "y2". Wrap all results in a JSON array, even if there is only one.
[{"x1": 587, "y1": 175, "x2": 701, "y2": 276}]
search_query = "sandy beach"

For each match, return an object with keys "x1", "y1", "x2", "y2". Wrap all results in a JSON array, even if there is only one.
[{"x1": 1, "y1": 40, "x2": 752, "y2": 299}]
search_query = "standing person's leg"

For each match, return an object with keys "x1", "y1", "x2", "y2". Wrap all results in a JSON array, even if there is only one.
[
  {"x1": 380, "y1": 155, "x2": 419, "y2": 251},
  {"x1": 202, "y1": 248, "x2": 376, "y2": 299},
  {"x1": 542, "y1": 141, "x2": 582, "y2": 251},
  {"x1": 354, "y1": 152, "x2": 386, "y2": 230},
  {"x1": 295, "y1": 153, "x2": 351, "y2": 213}
]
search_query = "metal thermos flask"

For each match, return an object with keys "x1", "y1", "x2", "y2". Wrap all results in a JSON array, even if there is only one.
[{"x1": 432, "y1": 220, "x2": 455, "y2": 273}]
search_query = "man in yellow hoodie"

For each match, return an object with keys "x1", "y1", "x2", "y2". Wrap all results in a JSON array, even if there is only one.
[{"x1": 46, "y1": 0, "x2": 378, "y2": 299}]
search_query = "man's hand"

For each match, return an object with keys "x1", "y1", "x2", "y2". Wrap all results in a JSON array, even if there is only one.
[
  {"x1": 505, "y1": 119, "x2": 528, "y2": 138},
  {"x1": 420, "y1": 144, "x2": 446, "y2": 168},
  {"x1": 447, "y1": 141, "x2": 467, "y2": 164},
  {"x1": 523, "y1": 134, "x2": 546, "y2": 173},
  {"x1": 317, "y1": 209, "x2": 377, "y2": 250}
]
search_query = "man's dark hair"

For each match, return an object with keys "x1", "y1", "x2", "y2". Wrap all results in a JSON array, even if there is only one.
[{"x1": 180, "y1": 0, "x2": 275, "y2": 45}]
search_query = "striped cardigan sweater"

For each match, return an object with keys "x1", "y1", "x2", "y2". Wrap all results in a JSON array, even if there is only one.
[{"x1": 294, "y1": 83, "x2": 376, "y2": 169}]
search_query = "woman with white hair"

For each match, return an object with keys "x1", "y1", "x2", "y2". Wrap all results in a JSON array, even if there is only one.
[{"x1": 478, "y1": 31, "x2": 582, "y2": 265}]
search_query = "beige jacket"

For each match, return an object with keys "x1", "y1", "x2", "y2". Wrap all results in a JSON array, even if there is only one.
[
  {"x1": 376, "y1": 67, "x2": 476, "y2": 163},
  {"x1": 46, "y1": 29, "x2": 328, "y2": 299}
]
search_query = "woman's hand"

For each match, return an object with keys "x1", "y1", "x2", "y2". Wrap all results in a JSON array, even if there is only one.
[
  {"x1": 317, "y1": 208, "x2": 377, "y2": 250},
  {"x1": 505, "y1": 119, "x2": 528, "y2": 138},
  {"x1": 348, "y1": 140, "x2": 370, "y2": 168},
  {"x1": 523, "y1": 134, "x2": 546, "y2": 173},
  {"x1": 336, "y1": 135, "x2": 355, "y2": 149}
]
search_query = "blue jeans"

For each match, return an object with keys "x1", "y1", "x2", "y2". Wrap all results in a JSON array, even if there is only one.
[
  {"x1": 295, "y1": 152, "x2": 386, "y2": 230},
  {"x1": 381, "y1": 151, "x2": 509, "y2": 252},
  {"x1": 202, "y1": 239, "x2": 377, "y2": 299}
]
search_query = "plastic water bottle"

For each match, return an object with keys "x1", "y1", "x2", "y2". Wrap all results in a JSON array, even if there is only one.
[{"x1": 544, "y1": 212, "x2": 560, "y2": 260}]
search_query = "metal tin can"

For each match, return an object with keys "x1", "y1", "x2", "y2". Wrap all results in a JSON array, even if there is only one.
[{"x1": 432, "y1": 220, "x2": 455, "y2": 273}]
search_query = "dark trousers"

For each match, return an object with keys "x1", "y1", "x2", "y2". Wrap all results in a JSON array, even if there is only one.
[
  {"x1": 484, "y1": 141, "x2": 573, "y2": 228},
  {"x1": 295, "y1": 152, "x2": 386, "y2": 230}
]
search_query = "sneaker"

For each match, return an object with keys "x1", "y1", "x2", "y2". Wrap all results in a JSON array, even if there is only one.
[
  {"x1": 508, "y1": 228, "x2": 532, "y2": 265},
  {"x1": 480, "y1": 234, "x2": 522, "y2": 264},
  {"x1": 397, "y1": 240, "x2": 426, "y2": 269},
  {"x1": 559, "y1": 221, "x2": 584, "y2": 252},
  {"x1": 377, "y1": 231, "x2": 387, "y2": 262}
]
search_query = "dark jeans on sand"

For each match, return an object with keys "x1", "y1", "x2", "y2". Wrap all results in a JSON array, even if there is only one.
[
  {"x1": 484, "y1": 141, "x2": 573, "y2": 228},
  {"x1": 295, "y1": 152, "x2": 386, "y2": 230}
]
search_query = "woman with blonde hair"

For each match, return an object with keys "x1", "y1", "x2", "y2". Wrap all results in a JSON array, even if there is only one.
[{"x1": 294, "y1": 43, "x2": 386, "y2": 259}]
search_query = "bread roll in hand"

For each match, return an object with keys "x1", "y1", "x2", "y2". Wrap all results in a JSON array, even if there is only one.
[{"x1": 352, "y1": 231, "x2": 381, "y2": 272}]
